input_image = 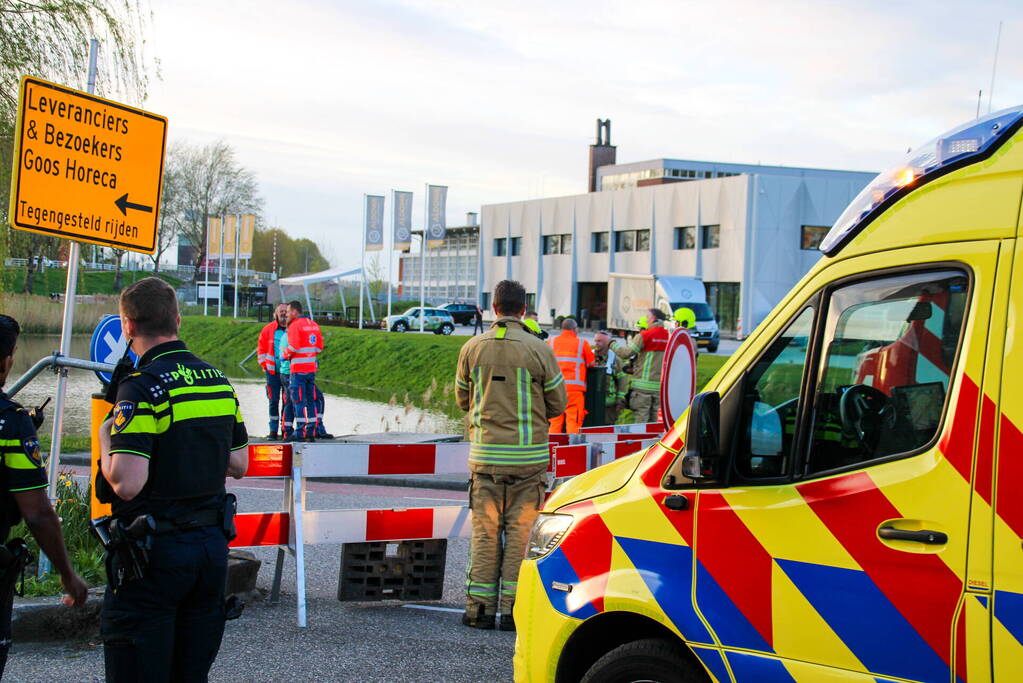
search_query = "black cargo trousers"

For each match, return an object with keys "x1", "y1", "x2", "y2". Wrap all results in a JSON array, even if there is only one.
[{"x1": 101, "y1": 526, "x2": 228, "y2": 683}]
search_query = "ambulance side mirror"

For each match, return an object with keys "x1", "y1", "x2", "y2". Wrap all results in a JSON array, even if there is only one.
[{"x1": 681, "y1": 392, "x2": 721, "y2": 479}]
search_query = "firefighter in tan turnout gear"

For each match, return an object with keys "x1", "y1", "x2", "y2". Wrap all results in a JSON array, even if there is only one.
[
  {"x1": 615, "y1": 307, "x2": 670, "y2": 423},
  {"x1": 455, "y1": 280, "x2": 568, "y2": 631}
]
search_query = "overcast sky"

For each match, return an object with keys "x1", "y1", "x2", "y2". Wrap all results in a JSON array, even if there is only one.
[{"x1": 141, "y1": 0, "x2": 1022, "y2": 270}]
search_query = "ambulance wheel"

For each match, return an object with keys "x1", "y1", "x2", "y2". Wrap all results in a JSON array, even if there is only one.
[
  {"x1": 707, "y1": 341, "x2": 718, "y2": 353},
  {"x1": 393, "y1": 321, "x2": 408, "y2": 333},
  {"x1": 580, "y1": 638, "x2": 696, "y2": 683},
  {"x1": 439, "y1": 323, "x2": 454, "y2": 335}
]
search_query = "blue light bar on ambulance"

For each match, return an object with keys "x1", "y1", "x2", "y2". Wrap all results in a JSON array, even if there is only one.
[{"x1": 820, "y1": 104, "x2": 1023, "y2": 256}]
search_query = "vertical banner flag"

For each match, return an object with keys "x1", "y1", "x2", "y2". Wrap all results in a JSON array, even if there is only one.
[
  {"x1": 207, "y1": 217, "x2": 222, "y2": 259},
  {"x1": 222, "y1": 215, "x2": 237, "y2": 259},
  {"x1": 393, "y1": 190, "x2": 413, "y2": 250},
  {"x1": 239, "y1": 214, "x2": 256, "y2": 259},
  {"x1": 365, "y1": 195, "x2": 385, "y2": 251},
  {"x1": 427, "y1": 185, "x2": 447, "y2": 249}
]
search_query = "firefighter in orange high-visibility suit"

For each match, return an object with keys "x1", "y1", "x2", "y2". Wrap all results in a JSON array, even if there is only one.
[{"x1": 548, "y1": 318, "x2": 595, "y2": 433}]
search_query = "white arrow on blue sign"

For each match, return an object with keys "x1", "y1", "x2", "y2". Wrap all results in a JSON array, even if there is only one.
[{"x1": 90, "y1": 314, "x2": 138, "y2": 384}]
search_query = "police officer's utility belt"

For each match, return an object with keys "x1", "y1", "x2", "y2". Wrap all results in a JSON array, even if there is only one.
[
  {"x1": 91, "y1": 494, "x2": 237, "y2": 588},
  {"x1": 146, "y1": 508, "x2": 224, "y2": 535}
]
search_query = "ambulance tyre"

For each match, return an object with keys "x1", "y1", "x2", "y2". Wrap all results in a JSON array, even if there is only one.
[
  {"x1": 580, "y1": 638, "x2": 697, "y2": 683},
  {"x1": 439, "y1": 323, "x2": 454, "y2": 335},
  {"x1": 393, "y1": 321, "x2": 408, "y2": 333},
  {"x1": 707, "y1": 341, "x2": 718, "y2": 353}
]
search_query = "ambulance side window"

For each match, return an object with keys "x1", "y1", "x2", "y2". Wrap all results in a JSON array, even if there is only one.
[
  {"x1": 732, "y1": 306, "x2": 815, "y2": 479},
  {"x1": 805, "y1": 270, "x2": 968, "y2": 475}
]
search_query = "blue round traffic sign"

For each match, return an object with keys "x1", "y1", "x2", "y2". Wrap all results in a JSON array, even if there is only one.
[{"x1": 90, "y1": 314, "x2": 138, "y2": 384}]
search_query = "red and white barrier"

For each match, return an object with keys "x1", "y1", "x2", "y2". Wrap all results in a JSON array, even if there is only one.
[
  {"x1": 229, "y1": 427, "x2": 666, "y2": 627},
  {"x1": 578, "y1": 422, "x2": 663, "y2": 434},
  {"x1": 299, "y1": 442, "x2": 471, "y2": 477},
  {"x1": 552, "y1": 438, "x2": 659, "y2": 478},
  {"x1": 303, "y1": 506, "x2": 471, "y2": 545}
]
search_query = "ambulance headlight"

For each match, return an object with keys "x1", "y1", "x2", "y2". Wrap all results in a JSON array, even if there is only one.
[
  {"x1": 526, "y1": 513, "x2": 573, "y2": 559},
  {"x1": 821, "y1": 104, "x2": 1023, "y2": 257}
]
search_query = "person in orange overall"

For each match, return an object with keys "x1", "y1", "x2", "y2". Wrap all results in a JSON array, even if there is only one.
[{"x1": 548, "y1": 318, "x2": 595, "y2": 433}]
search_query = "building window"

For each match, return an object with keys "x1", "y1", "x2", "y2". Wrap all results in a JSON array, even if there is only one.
[
  {"x1": 494, "y1": 238, "x2": 506, "y2": 257},
  {"x1": 614, "y1": 230, "x2": 635, "y2": 252},
  {"x1": 614, "y1": 229, "x2": 649, "y2": 252},
  {"x1": 510, "y1": 237, "x2": 521, "y2": 256},
  {"x1": 701, "y1": 225, "x2": 720, "y2": 249},
  {"x1": 543, "y1": 234, "x2": 572, "y2": 255},
  {"x1": 481, "y1": 292, "x2": 491, "y2": 310},
  {"x1": 592, "y1": 232, "x2": 609, "y2": 253},
  {"x1": 526, "y1": 293, "x2": 536, "y2": 310},
  {"x1": 674, "y1": 226, "x2": 696, "y2": 249},
  {"x1": 636, "y1": 229, "x2": 650, "y2": 252},
  {"x1": 801, "y1": 225, "x2": 830, "y2": 250}
]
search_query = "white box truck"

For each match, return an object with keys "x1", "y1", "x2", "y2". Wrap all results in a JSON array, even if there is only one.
[{"x1": 607, "y1": 273, "x2": 720, "y2": 351}]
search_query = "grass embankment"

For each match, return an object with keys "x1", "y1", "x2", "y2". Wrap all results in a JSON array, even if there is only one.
[
  {"x1": 181, "y1": 317, "x2": 467, "y2": 417},
  {"x1": 181, "y1": 317, "x2": 731, "y2": 418}
]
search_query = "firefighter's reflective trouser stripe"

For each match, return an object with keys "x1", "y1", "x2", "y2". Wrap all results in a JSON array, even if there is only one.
[
  {"x1": 630, "y1": 389, "x2": 660, "y2": 423},
  {"x1": 465, "y1": 469, "x2": 546, "y2": 615},
  {"x1": 549, "y1": 392, "x2": 586, "y2": 433}
]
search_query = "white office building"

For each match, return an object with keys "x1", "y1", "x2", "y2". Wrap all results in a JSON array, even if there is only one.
[
  {"x1": 479, "y1": 165, "x2": 874, "y2": 337},
  {"x1": 399, "y1": 220, "x2": 479, "y2": 303}
]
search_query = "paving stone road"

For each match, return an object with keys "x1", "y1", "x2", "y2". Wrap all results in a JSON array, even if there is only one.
[{"x1": 7, "y1": 479, "x2": 515, "y2": 682}]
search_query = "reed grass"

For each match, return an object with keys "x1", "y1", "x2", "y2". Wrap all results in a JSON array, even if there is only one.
[{"x1": 0, "y1": 293, "x2": 118, "y2": 334}]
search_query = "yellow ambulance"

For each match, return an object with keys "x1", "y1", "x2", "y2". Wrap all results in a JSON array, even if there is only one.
[{"x1": 514, "y1": 106, "x2": 1023, "y2": 682}]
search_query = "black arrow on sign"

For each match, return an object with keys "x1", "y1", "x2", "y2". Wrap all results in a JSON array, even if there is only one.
[{"x1": 114, "y1": 193, "x2": 153, "y2": 216}]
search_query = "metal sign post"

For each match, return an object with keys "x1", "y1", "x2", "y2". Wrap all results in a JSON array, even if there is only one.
[{"x1": 40, "y1": 41, "x2": 98, "y2": 576}]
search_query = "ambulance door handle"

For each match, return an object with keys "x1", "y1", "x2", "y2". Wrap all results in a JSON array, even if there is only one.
[{"x1": 878, "y1": 526, "x2": 947, "y2": 545}]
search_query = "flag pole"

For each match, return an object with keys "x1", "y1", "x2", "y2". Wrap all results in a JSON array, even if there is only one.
[
  {"x1": 419, "y1": 184, "x2": 427, "y2": 332},
  {"x1": 359, "y1": 194, "x2": 366, "y2": 329},
  {"x1": 203, "y1": 217, "x2": 209, "y2": 316},
  {"x1": 217, "y1": 216, "x2": 224, "y2": 317},
  {"x1": 233, "y1": 214, "x2": 240, "y2": 318},
  {"x1": 387, "y1": 189, "x2": 394, "y2": 323}
]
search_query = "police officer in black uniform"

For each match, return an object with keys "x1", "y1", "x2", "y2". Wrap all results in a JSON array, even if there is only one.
[
  {"x1": 96, "y1": 278, "x2": 249, "y2": 682},
  {"x1": 0, "y1": 315, "x2": 87, "y2": 677}
]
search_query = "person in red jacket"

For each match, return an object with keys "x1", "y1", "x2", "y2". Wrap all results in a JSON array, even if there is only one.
[
  {"x1": 283, "y1": 301, "x2": 325, "y2": 441},
  {"x1": 256, "y1": 303, "x2": 289, "y2": 439}
]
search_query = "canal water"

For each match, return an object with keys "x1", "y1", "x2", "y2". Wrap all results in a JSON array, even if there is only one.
[{"x1": 8, "y1": 335, "x2": 459, "y2": 442}]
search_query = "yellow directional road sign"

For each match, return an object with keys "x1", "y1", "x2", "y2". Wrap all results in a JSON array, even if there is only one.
[{"x1": 7, "y1": 76, "x2": 168, "y2": 254}]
